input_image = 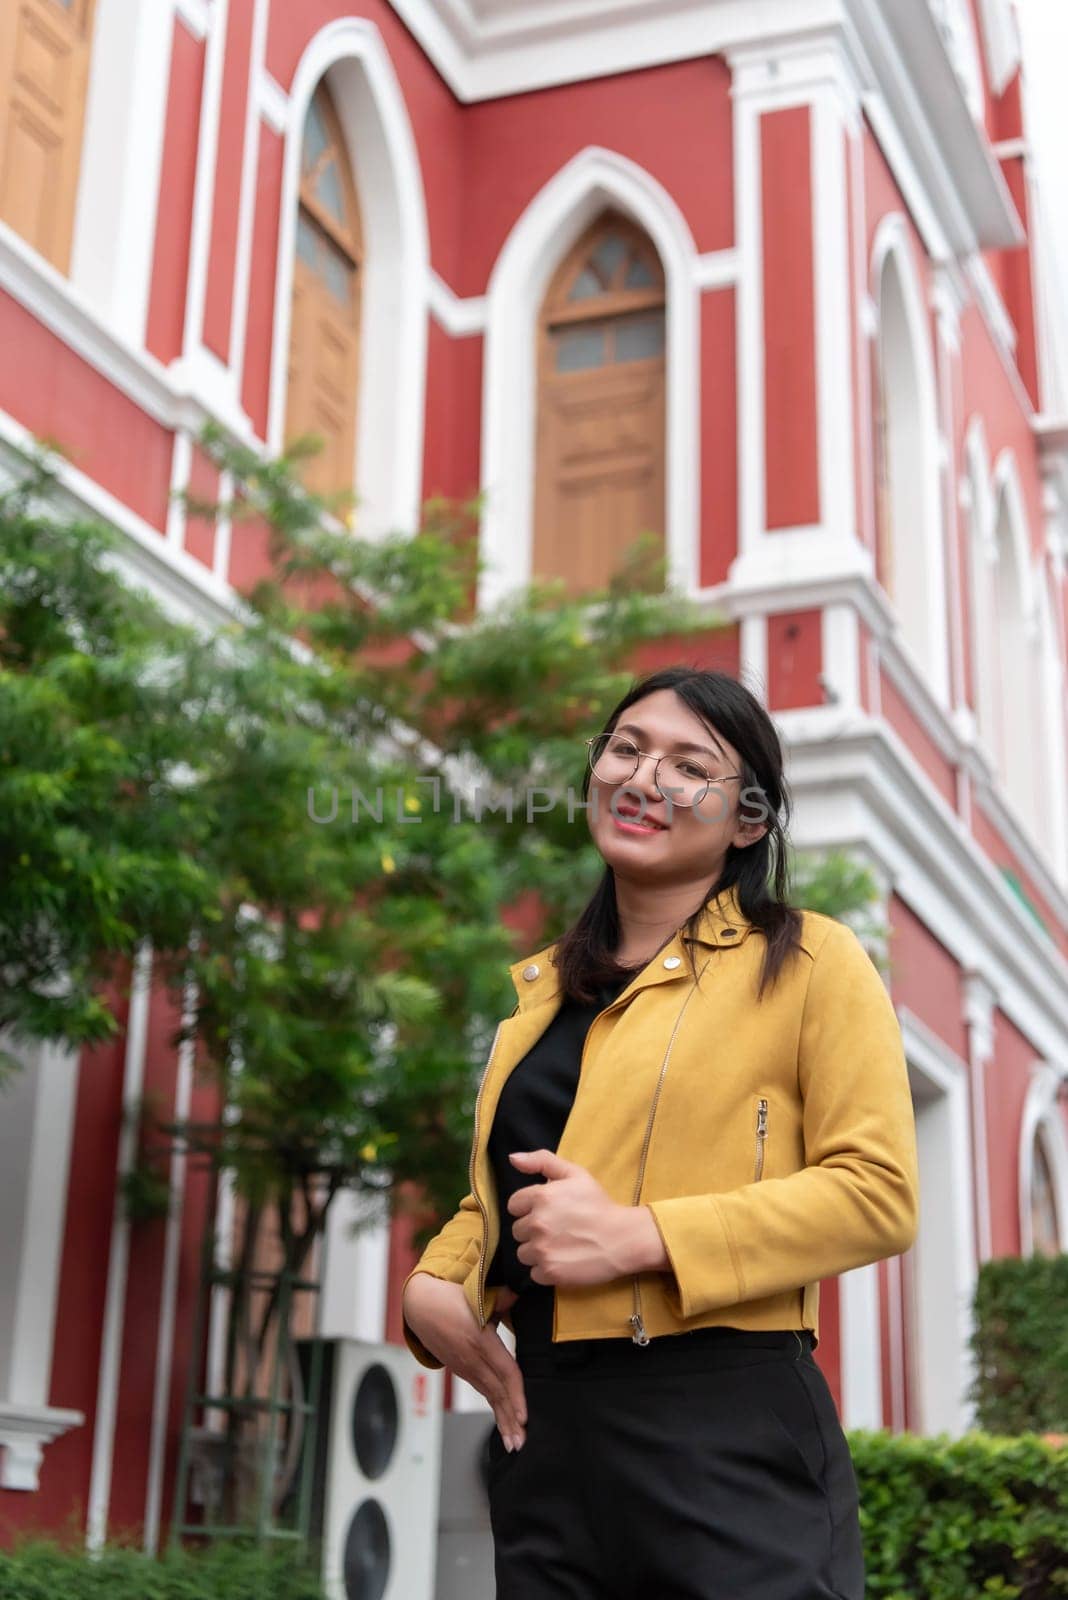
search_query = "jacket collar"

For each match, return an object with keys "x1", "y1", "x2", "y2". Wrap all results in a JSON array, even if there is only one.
[{"x1": 508, "y1": 884, "x2": 752, "y2": 1011}]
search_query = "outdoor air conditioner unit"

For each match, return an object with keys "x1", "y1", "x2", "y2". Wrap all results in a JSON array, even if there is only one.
[{"x1": 299, "y1": 1338, "x2": 444, "y2": 1600}]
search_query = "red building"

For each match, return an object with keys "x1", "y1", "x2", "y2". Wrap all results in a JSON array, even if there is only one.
[{"x1": 1, "y1": 0, "x2": 1067, "y2": 1549}]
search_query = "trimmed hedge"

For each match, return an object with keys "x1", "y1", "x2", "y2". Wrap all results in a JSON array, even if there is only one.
[
  {"x1": 968, "y1": 1255, "x2": 1068, "y2": 1435},
  {"x1": 0, "y1": 1539, "x2": 327, "y2": 1599},
  {"x1": 851, "y1": 1427, "x2": 1068, "y2": 1599},
  {"x1": 1, "y1": 1429, "x2": 1065, "y2": 1599}
]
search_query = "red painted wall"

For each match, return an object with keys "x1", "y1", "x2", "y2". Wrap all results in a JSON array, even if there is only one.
[
  {"x1": 203, "y1": 0, "x2": 257, "y2": 363},
  {"x1": 767, "y1": 610, "x2": 823, "y2": 710},
  {"x1": 699, "y1": 287, "x2": 738, "y2": 587},
  {"x1": 0, "y1": 292, "x2": 172, "y2": 532},
  {"x1": 146, "y1": 21, "x2": 206, "y2": 366},
  {"x1": 762, "y1": 106, "x2": 819, "y2": 531}
]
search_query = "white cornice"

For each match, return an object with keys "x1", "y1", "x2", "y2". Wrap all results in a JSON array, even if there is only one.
[
  {"x1": 388, "y1": 0, "x2": 1020, "y2": 254},
  {"x1": 0, "y1": 1404, "x2": 84, "y2": 1492},
  {"x1": 779, "y1": 710, "x2": 1068, "y2": 1062}
]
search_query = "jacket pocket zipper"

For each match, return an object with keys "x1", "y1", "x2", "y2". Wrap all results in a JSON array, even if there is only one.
[
  {"x1": 629, "y1": 958, "x2": 713, "y2": 1346},
  {"x1": 754, "y1": 1097, "x2": 768, "y2": 1182}
]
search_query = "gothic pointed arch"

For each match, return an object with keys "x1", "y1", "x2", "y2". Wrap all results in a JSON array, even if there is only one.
[
  {"x1": 533, "y1": 210, "x2": 666, "y2": 595},
  {"x1": 285, "y1": 78, "x2": 364, "y2": 499},
  {"x1": 871, "y1": 222, "x2": 949, "y2": 702}
]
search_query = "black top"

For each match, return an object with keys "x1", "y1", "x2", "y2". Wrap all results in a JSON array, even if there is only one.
[{"x1": 486, "y1": 970, "x2": 635, "y2": 1343}]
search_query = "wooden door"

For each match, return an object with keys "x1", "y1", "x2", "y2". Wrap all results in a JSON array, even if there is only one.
[
  {"x1": 533, "y1": 214, "x2": 666, "y2": 595},
  {"x1": 0, "y1": 0, "x2": 96, "y2": 272},
  {"x1": 285, "y1": 82, "x2": 363, "y2": 502}
]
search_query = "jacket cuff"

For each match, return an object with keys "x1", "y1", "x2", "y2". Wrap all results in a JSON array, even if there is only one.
[{"x1": 645, "y1": 1195, "x2": 745, "y2": 1321}]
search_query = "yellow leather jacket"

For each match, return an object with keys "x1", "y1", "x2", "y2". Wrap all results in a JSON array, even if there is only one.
[{"x1": 402, "y1": 886, "x2": 919, "y2": 1369}]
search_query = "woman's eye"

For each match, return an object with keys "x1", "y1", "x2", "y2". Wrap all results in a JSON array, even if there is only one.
[
  {"x1": 678, "y1": 762, "x2": 708, "y2": 780},
  {"x1": 612, "y1": 740, "x2": 639, "y2": 757}
]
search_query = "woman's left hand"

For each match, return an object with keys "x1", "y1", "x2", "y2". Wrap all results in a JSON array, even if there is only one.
[{"x1": 506, "y1": 1149, "x2": 650, "y2": 1286}]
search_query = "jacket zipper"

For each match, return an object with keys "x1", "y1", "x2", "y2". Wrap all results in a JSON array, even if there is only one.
[
  {"x1": 754, "y1": 1097, "x2": 768, "y2": 1182},
  {"x1": 469, "y1": 1017, "x2": 508, "y2": 1329},
  {"x1": 628, "y1": 959, "x2": 713, "y2": 1346}
]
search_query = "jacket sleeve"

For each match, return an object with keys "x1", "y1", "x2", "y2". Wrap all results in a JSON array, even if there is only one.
[
  {"x1": 401, "y1": 1190, "x2": 495, "y2": 1370},
  {"x1": 645, "y1": 917, "x2": 920, "y2": 1321}
]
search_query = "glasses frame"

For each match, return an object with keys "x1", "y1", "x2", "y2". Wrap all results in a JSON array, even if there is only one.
[{"x1": 585, "y1": 733, "x2": 743, "y2": 809}]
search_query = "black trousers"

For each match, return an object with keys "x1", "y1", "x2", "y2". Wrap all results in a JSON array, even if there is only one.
[{"x1": 486, "y1": 1325, "x2": 865, "y2": 1600}]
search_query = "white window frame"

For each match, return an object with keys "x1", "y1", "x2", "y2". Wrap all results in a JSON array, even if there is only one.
[{"x1": 477, "y1": 146, "x2": 699, "y2": 611}]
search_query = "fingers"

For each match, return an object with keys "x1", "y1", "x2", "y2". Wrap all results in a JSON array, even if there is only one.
[{"x1": 478, "y1": 1329, "x2": 528, "y2": 1450}]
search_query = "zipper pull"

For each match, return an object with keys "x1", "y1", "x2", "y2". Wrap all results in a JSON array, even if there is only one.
[
  {"x1": 629, "y1": 1312, "x2": 650, "y2": 1346},
  {"x1": 757, "y1": 1098, "x2": 768, "y2": 1138}
]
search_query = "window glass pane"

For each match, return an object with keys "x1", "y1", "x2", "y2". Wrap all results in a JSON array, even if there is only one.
[
  {"x1": 568, "y1": 268, "x2": 602, "y2": 302},
  {"x1": 614, "y1": 311, "x2": 665, "y2": 363},
  {"x1": 323, "y1": 237, "x2": 355, "y2": 304},
  {"x1": 316, "y1": 157, "x2": 346, "y2": 225},
  {"x1": 297, "y1": 211, "x2": 319, "y2": 269},
  {"x1": 554, "y1": 325, "x2": 607, "y2": 372},
  {"x1": 590, "y1": 234, "x2": 627, "y2": 284},
  {"x1": 1031, "y1": 1137, "x2": 1061, "y2": 1257},
  {"x1": 302, "y1": 101, "x2": 329, "y2": 176},
  {"x1": 624, "y1": 253, "x2": 657, "y2": 289}
]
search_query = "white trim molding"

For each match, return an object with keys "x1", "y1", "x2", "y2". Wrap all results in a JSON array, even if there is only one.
[
  {"x1": 963, "y1": 970, "x2": 996, "y2": 1263},
  {"x1": 71, "y1": 0, "x2": 175, "y2": 347},
  {"x1": 86, "y1": 943, "x2": 154, "y2": 1550},
  {"x1": 778, "y1": 709, "x2": 1068, "y2": 1066},
  {"x1": 477, "y1": 145, "x2": 700, "y2": 610},
  {"x1": 0, "y1": 1031, "x2": 83, "y2": 1491},
  {"x1": 428, "y1": 272, "x2": 486, "y2": 338},
  {"x1": 0, "y1": 1405, "x2": 85, "y2": 1493},
  {"x1": 898, "y1": 1007, "x2": 978, "y2": 1437},
  {"x1": 268, "y1": 17, "x2": 430, "y2": 539},
  {"x1": 871, "y1": 213, "x2": 951, "y2": 707}
]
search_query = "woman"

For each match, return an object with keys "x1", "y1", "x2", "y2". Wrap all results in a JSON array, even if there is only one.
[{"x1": 402, "y1": 666, "x2": 919, "y2": 1600}]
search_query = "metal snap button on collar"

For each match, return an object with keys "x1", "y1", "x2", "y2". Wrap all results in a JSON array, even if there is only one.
[
  {"x1": 522, "y1": 964, "x2": 540, "y2": 981},
  {"x1": 663, "y1": 956, "x2": 682, "y2": 970}
]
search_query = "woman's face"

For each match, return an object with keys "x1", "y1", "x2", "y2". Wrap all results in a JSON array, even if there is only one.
[{"x1": 585, "y1": 689, "x2": 767, "y2": 885}]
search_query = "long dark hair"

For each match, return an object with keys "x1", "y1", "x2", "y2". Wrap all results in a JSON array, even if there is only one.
[{"x1": 554, "y1": 665, "x2": 803, "y2": 1001}]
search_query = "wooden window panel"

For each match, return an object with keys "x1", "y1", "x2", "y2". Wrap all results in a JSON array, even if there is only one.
[
  {"x1": 285, "y1": 81, "x2": 363, "y2": 503},
  {"x1": 533, "y1": 212, "x2": 667, "y2": 597},
  {"x1": 0, "y1": 0, "x2": 96, "y2": 273}
]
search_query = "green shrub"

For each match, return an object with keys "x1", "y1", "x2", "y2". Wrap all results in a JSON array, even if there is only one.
[
  {"x1": 0, "y1": 1538, "x2": 327, "y2": 1600},
  {"x1": 851, "y1": 1427, "x2": 1068, "y2": 1598},
  {"x1": 968, "y1": 1255, "x2": 1068, "y2": 1435}
]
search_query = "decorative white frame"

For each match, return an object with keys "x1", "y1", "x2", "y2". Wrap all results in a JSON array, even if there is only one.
[
  {"x1": 962, "y1": 416, "x2": 998, "y2": 759},
  {"x1": 898, "y1": 1007, "x2": 979, "y2": 1437},
  {"x1": 0, "y1": 1033, "x2": 84, "y2": 1490},
  {"x1": 70, "y1": 0, "x2": 176, "y2": 345},
  {"x1": 989, "y1": 450, "x2": 1041, "y2": 839},
  {"x1": 477, "y1": 146, "x2": 700, "y2": 610},
  {"x1": 1018, "y1": 1061, "x2": 1068, "y2": 1256},
  {"x1": 267, "y1": 18, "x2": 430, "y2": 539},
  {"x1": 871, "y1": 214, "x2": 951, "y2": 707}
]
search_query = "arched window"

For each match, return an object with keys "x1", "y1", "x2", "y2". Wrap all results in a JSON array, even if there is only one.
[
  {"x1": 872, "y1": 242, "x2": 949, "y2": 701},
  {"x1": 1030, "y1": 1132, "x2": 1061, "y2": 1259},
  {"x1": 990, "y1": 476, "x2": 1039, "y2": 836},
  {"x1": 533, "y1": 212, "x2": 666, "y2": 596},
  {"x1": 285, "y1": 81, "x2": 363, "y2": 500},
  {"x1": 0, "y1": 0, "x2": 96, "y2": 272}
]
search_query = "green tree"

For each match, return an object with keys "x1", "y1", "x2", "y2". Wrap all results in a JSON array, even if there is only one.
[{"x1": 0, "y1": 431, "x2": 883, "y2": 1536}]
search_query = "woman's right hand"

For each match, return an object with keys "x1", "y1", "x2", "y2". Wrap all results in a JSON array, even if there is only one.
[{"x1": 402, "y1": 1274, "x2": 527, "y2": 1449}]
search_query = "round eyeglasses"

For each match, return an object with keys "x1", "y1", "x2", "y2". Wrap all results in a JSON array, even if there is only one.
[{"x1": 585, "y1": 733, "x2": 742, "y2": 808}]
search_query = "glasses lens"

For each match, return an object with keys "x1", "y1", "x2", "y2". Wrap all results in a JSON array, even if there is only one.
[
  {"x1": 657, "y1": 756, "x2": 710, "y2": 807},
  {"x1": 589, "y1": 733, "x2": 639, "y2": 782}
]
